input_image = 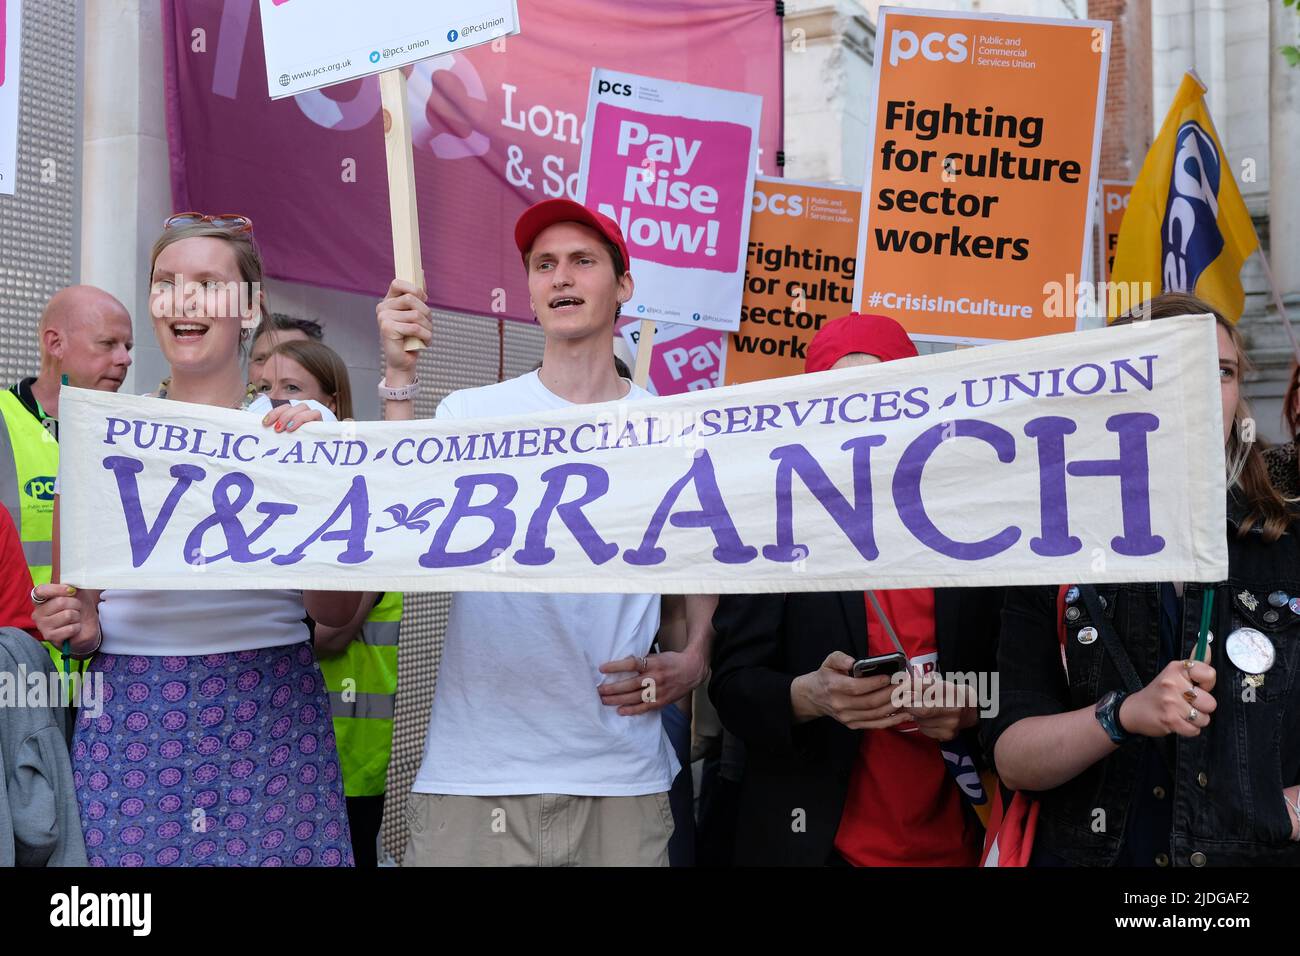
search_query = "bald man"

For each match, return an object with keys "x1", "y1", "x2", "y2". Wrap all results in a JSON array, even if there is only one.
[{"x1": 1, "y1": 284, "x2": 131, "y2": 610}]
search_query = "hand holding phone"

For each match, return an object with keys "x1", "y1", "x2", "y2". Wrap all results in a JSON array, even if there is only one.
[
  {"x1": 851, "y1": 652, "x2": 907, "y2": 680},
  {"x1": 791, "y1": 651, "x2": 911, "y2": 731}
]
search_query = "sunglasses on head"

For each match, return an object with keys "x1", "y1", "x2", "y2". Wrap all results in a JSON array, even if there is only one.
[{"x1": 164, "y1": 212, "x2": 255, "y2": 234}]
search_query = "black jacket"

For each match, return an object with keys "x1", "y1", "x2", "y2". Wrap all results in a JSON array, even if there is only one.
[
  {"x1": 985, "y1": 497, "x2": 1300, "y2": 866},
  {"x1": 709, "y1": 588, "x2": 1004, "y2": 866}
]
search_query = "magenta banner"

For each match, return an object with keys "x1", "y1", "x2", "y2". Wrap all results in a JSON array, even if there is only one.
[{"x1": 162, "y1": 0, "x2": 783, "y2": 322}]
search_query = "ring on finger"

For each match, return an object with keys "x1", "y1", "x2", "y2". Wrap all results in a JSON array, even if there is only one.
[
  {"x1": 1183, "y1": 687, "x2": 1198, "y2": 703},
  {"x1": 636, "y1": 655, "x2": 648, "y2": 672},
  {"x1": 1186, "y1": 706, "x2": 1200, "y2": 723},
  {"x1": 30, "y1": 586, "x2": 47, "y2": 606}
]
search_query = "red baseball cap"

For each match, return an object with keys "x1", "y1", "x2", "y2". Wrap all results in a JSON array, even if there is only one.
[
  {"x1": 805, "y1": 313, "x2": 917, "y2": 374},
  {"x1": 514, "y1": 199, "x2": 630, "y2": 273}
]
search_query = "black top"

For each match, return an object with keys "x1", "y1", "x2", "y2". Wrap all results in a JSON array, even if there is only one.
[
  {"x1": 986, "y1": 494, "x2": 1300, "y2": 866},
  {"x1": 709, "y1": 587, "x2": 1004, "y2": 866}
]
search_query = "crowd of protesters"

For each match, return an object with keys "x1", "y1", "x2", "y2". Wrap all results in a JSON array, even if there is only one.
[{"x1": 2, "y1": 199, "x2": 1299, "y2": 867}]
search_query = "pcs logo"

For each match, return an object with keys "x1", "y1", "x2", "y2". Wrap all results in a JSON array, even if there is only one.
[
  {"x1": 24, "y1": 476, "x2": 55, "y2": 501},
  {"x1": 888, "y1": 29, "x2": 968, "y2": 67},
  {"x1": 1161, "y1": 121, "x2": 1224, "y2": 293},
  {"x1": 753, "y1": 190, "x2": 803, "y2": 218},
  {"x1": 597, "y1": 80, "x2": 632, "y2": 97}
]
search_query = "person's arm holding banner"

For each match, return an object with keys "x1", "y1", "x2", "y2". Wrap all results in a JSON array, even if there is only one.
[
  {"x1": 35, "y1": 417, "x2": 365, "y2": 637},
  {"x1": 31, "y1": 496, "x2": 102, "y2": 657},
  {"x1": 376, "y1": 279, "x2": 434, "y2": 423},
  {"x1": 990, "y1": 585, "x2": 1218, "y2": 795}
]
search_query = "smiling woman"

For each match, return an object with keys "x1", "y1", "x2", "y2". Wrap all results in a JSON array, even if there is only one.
[
  {"x1": 148, "y1": 223, "x2": 269, "y2": 398},
  {"x1": 28, "y1": 218, "x2": 363, "y2": 868}
]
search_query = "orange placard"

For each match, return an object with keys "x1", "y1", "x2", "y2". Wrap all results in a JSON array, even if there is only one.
[
  {"x1": 725, "y1": 178, "x2": 862, "y2": 384},
  {"x1": 853, "y1": 8, "x2": 1110, "y2": 343},
  {"x1": 1099, "y1": 180, "x2": 1132, "y2": 284}
]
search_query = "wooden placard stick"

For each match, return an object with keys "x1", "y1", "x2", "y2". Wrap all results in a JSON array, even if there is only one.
[
  {"x1": 632, "y1": 318, "x2": 656, "y2": 387},
  {"x1": 379, "y1": 69, "x2": 426, "y2": 352}
]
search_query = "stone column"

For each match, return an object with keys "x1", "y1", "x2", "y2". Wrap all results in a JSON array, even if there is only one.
[
  {"x1": 782, "y1": 0, "x2": 874, "y2": 185},
  {"x1": 80, "y1": 0, "x2": 171, "y2": 395}
]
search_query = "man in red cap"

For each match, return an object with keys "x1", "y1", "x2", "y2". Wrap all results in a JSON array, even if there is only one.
[
  {"x1": 709, "y1": 312, "x2": 1004, "y2": 867},
  {"x1": 803, "y1": 311, "x2": 920, "y2": 373},
  {"x1": 374, "y1": 199, "x2": 707, "y2": 866}
]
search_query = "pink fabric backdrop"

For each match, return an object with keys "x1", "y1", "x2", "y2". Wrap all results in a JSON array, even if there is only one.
[{"x1": 162, "y1": 0, "x2": 783, "y2": 322}]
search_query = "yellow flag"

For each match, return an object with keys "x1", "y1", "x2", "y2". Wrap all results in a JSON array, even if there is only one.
[{"x1": 1109, "y1": 72, "x2": 1258, "y2": 321}]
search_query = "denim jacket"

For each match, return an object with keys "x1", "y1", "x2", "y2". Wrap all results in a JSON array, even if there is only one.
[{"x1": 985, "y1": 497, "x2": 1300, "y2": 866}]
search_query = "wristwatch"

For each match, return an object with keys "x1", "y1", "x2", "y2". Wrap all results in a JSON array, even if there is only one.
[
  {"x1": 378, "y1": 375, "x2": 419, "y2": 401},
  {"x1": 1095, "y1": 689, "x2": 1132, "y2": 745}
]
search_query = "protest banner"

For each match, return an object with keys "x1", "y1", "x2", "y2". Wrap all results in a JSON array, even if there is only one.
[
  {"x1": 1098, "y1": 180, "x2": 1131, "y2": 284},
  {"x1": 726, "y1": 178, "x2": 861, "y2": 385},
  {"x1": 164, "y1": 2, "x2": 783, "y2": 321},
  {"x1": 852, "y1": 8, "x2": 1109, "y2": 344},
  {"x1": 0, "y1": 0, "x2": 19, "y2": 196},
  {"x1": 619, "y1": 319, "x2": 725, "y2": 397},
  {"x1": 578, "y1": 68, "x2": 762, "y2": 361},
  {"x1": 257, "y1": 0, "x2": 519, "y2": 99},
  {"x1": 60, "y1": 315, "x2": 1225, "y2": 594}
]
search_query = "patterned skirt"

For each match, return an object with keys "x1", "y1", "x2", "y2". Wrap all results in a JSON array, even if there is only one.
[{"x1": 72, "y1": 642, "x2": 354, "y2": 867}]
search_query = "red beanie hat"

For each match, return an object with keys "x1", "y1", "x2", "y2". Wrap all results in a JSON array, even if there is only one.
[{"x1": 805, "y1": 313, "x2": 917, "y2": 374}]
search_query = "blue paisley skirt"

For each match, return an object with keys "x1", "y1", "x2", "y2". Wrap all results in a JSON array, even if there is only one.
[{"x1": 72, "y1": 642, "x2": 354, "y2": 867}]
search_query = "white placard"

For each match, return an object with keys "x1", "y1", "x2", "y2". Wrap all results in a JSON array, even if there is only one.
[{"x1": 258, "y1": 0, "x2": 519, "y2": 99}]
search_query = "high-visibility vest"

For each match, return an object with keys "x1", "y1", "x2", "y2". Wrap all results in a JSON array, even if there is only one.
[
  {"x1": 320, "y1": 592, "x2": 400, "y2": 797},
  {"x1": 0, "y1": 389, "x2": 81, "y2": 676},
  {"x1": 0, "y1": 389, "x2": 57, "y2": 584}
]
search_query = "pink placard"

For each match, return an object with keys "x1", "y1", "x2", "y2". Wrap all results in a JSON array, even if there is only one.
[
  {"x1": 647, "y1": 327, "x2": 725, "y2": 395},
  {"x1": 585, "y1": 103, "x2": 751, "y2": 273}
]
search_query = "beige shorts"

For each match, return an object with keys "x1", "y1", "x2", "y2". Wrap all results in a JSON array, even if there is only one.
[{"x1": 402, "y1": 791, "x2": 674, "y2": 867}]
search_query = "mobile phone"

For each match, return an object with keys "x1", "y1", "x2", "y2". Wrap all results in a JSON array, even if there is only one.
[
  {"x1": 269, "y1": 397, "x2": 291, "y2": 408},
  {"x1": 851, "y1": 652, "x2": 907, "y2": 679}
]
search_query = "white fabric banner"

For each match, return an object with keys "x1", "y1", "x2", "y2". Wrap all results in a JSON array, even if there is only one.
[{"x1": 59, "y1": 316, "x2": 1227, "y2": 593}]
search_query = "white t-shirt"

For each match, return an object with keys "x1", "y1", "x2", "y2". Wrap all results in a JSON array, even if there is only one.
[
  {"x1": 98, "y1": 588, "x2": 310, "y2": 655},
  {"x1": 412, "y1": 370, "x2": 679, "y2": 796},
  {"x1": 74, "y1": 395, "x2": 334, "y2": 656}
]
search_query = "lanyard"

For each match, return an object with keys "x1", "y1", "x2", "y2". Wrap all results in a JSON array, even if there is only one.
[
  {"x1": 864, "y1": 589, "x2": 909, "y2": 659},
  {"x1": 1194, "y1": 588, "x2": 1215, "y2": 662}
]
